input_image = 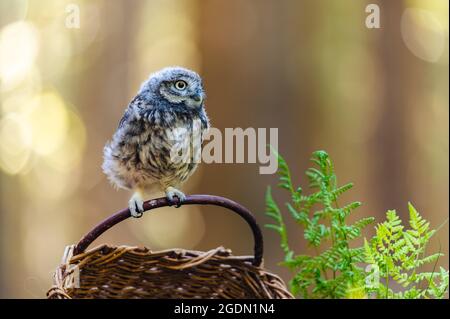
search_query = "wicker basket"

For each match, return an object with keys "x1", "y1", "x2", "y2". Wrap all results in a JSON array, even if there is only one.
[{"x1": 47, "y1": 195, "x2": 293, "y2": 299}]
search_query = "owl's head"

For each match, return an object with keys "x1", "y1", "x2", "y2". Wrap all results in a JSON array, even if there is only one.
[{"x1": 139, "y1": 66, "x2": 205, "y2": 109}]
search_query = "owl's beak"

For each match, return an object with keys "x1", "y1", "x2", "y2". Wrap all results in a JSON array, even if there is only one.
[
  {"x1": 190, "y1": 93, "x2": 204, "y2": 107},
  {"x1": 192, "y1": 93, "x2": 203, "y2": 104}
]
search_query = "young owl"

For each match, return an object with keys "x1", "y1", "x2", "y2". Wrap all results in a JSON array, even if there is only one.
[{"x1": 102, "y1": 67, "x2": 210, "y2": 217}]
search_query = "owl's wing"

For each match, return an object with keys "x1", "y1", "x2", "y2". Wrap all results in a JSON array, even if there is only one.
[
  {"x1": 117, "y1": 108, "x2": 131, "y2": 129},
  {"x1": 199, "y1": 110, "x2": 210, "y2": 144},
  {"x1": 117, "y1": 95, "x2": 145, "y2": 129}
]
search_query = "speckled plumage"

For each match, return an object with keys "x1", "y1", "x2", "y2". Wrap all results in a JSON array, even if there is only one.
[{"x1": 102, "y1": 67, "x2": 209, "y2": 217}]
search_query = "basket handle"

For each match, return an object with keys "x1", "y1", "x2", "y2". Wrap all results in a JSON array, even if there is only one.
[{"x1": 74, "y1": 195, "x2": 263, "y2": 266}]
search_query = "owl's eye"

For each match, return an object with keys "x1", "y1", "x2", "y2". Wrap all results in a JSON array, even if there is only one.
[{"x1": 174, "y1": 80, "x2": 187, "y2": 90}]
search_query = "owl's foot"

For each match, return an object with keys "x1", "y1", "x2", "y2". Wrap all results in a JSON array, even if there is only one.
[
  {"x1": 165, "y1": 187, "x2": 186, "y2": 208},
  {"x1": 129, "y1": 192, "x2": 145, "y2": 218}
]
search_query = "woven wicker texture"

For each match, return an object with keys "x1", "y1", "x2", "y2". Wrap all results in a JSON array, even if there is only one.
[
  {"x1": 47, "y1": 195, "x2": 293, "y2": 299},
  {"x1": 47, "y1": 245, "x2": 293, "y2": 299}
]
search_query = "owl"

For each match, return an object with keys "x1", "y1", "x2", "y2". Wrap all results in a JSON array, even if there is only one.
[{"x1": 102, "y1": 67, "x2": 210, "y2": 217}]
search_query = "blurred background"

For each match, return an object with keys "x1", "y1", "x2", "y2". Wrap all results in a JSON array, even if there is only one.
[{"x1": 0, "y1": 0, "x2": 448, "y2": 298}]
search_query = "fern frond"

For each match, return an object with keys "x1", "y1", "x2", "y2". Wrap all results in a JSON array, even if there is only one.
[
  {"x1": 271, "y1": 147, "x2": 294, "y2": 191},
  {"x1": 331, "y1": 182, "x2": 353, "y2": 200},
  {"x1": 338, "y1": 201, "x2": 362, "y2": 219},
  {"x1": 287, "y1": 203, "x2": 310, "y2": 227},
  {"x1": 354, "y1": 217, "x2": 376, "y2": 231},
  {"x1": 265, "y1": 186, "x2": 291, "y2": 254},
  {"x1": 364, "y1": 204, "x2": 449, "y2": 299}
]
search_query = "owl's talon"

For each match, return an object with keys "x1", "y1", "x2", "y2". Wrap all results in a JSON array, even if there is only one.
[
  {"x1": 165, "y1": 187, "x2": 186, "y2": 208},
  {"x1": 129, "y1": 192, "x2": 144, "y2": 218}
]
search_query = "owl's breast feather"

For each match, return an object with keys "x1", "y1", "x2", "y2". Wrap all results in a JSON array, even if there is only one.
[{"x1": 135, "y1": 110, "x2": 203, "y2": 168}]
